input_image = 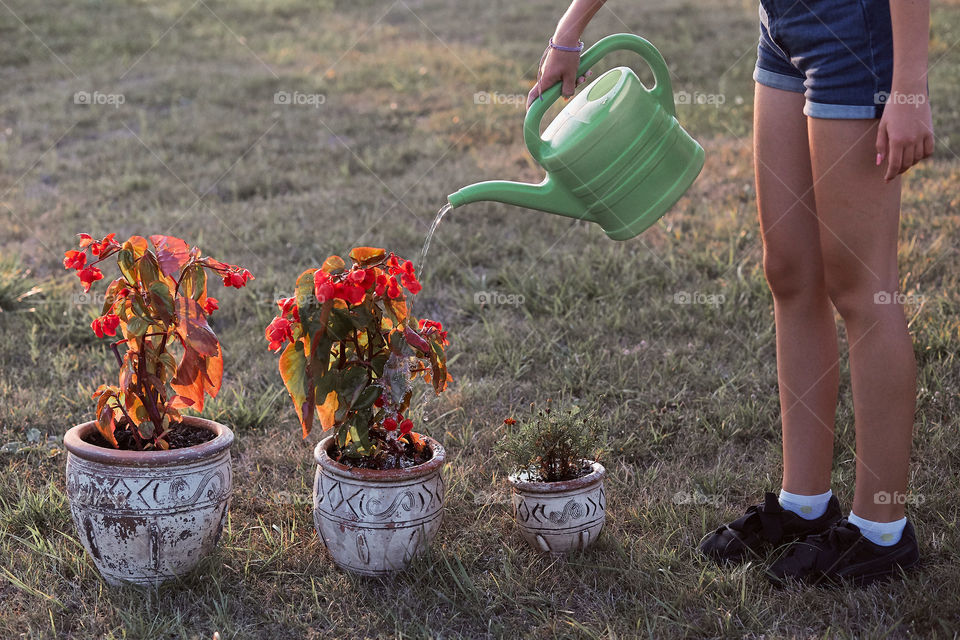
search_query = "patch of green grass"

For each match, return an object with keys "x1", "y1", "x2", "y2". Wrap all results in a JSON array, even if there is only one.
[{"x1": 1, "y1": 0, "x2": 960, "y2": 638}]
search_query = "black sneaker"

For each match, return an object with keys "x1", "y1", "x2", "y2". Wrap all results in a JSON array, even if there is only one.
[
  {"x1": 767, "y1": 518, "x2": 920, "y2": 587},
  {"x1": 699, "y1": 492, "x2": 841, "y2": 563}
]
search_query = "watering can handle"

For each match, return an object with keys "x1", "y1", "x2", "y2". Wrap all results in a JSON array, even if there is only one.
[{"x1": 524, "y1": 33, "x2": 675, "y2": 163}]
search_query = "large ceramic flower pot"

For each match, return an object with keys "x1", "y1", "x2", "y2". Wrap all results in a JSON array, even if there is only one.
[
  {"x1": 313, "y1": 434, "x2": 445, "y2": 575},
  {"x1": 64, "y1": 416, "x2": 233, "y2": 586},
  {"x1": 508, "y1": 461, "x2": 606, "y2": 554}
]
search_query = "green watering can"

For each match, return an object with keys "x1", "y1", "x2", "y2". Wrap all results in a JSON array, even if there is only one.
[{"x1": 447, "y1": 33, "x2": 704, "y2": 241}]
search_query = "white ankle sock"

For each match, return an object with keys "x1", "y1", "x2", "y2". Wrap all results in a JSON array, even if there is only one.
[
  {"x1": 778, "y1": 488, "x2": 832, "y2": 520},
  {"x1": 848, "y1": 511, "x2": 906, "y2": 546}
]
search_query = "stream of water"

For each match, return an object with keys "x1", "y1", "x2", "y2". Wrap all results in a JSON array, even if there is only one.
[{"x1": 416, "y1": 202, "x2": 452, "y2": 290}]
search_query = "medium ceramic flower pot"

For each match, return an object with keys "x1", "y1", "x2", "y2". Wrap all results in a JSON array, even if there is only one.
[
  {"x1": 508, "y1": 461, "x2": 606, "y2": 554},
  {"x1": 64, "y1": 416, "x2": 233, "y2": 586},
  {"x1": 313, "y1": 434, "x2": 445, "y2": 575}
]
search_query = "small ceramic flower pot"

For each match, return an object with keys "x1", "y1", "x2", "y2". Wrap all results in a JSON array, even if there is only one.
[
  {"x1": 313, "y1": 434, "x2": 445, "y2": 575},
  {"x1": 508, "y1": 461, "x2": 606, "y2": 554},
  {"x1": 64, "y1": 416, "x2": 233, "y2": 586}
]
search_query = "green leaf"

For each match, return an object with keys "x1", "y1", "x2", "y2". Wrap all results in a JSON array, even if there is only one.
[
  {"x1": 327, "y1": 309, "x2": 354, "y2": 342},
  {"x1": 126, "y1": 316, "x2": 148, "y2": 336},
  {"x1": 295, "y1": 268, "x2": 319, "y2": 312},
  {"x1": 138, "y1": 253, "x2": 161, "y2": 286},
  {"x1": 180, "y1": 264, "x2": 207, "y2": 301},
  {"x1": 148, "y1": 281, "x2": 175, "y2": 322},
  {"x1": 137, "y1": 419, "x2": 156, "y2": 440},
  {"x1": 353, "y1": 385, "x2": 380, "y2": 411},
  {"x1": 118, "y1": 249, "x2": 137, "y2": 285}
]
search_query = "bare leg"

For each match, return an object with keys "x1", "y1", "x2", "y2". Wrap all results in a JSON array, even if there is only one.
[
  {"x1": 754, "y1": 84, "x2": 838, "y2": 495},
  {"x1": 807, "y1": 117, "x2": 916, "y2": 523}
]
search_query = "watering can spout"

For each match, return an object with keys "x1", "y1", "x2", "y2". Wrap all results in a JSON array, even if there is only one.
[{"x1": 447, "y1": 177, "x2": 586, "y2": 220}]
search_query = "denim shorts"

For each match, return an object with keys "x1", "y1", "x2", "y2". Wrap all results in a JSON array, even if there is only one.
[{"x1": 754, "y1": 0, "x2": 893, "y2": 119}]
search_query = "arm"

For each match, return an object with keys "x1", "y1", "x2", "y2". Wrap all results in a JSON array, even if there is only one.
[
  {"x1": 526, "y1": 0, "x2": 608, "y2": 108},
  {"x1": 877, "y1": 0, "x2": 934, "y2": 181}
]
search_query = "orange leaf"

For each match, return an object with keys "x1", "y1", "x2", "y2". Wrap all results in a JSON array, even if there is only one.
[
  {"x1": 280, "y1": 340, "x2": 313, "y2": 437},
  {"x1": 321, "y1": 255, "x2": 346, "y2": 273},
  {"x1": 175, "y1": 296, "x2": 219, "y2": 356},
  {"x1": 97, "y1": 404, "x2": 119, "y2": 448},
  {"x1": 316, "y1": 390, "x2": 338, "y2": 432},
  {"x1": 170, "y1": 344, "x2": 206, "y2": 411},
  {"x1": 348, "y1": 247, "x2": 386, "y2": 267},
  {"x1": 125, "y1": 236, "x2": 150, "y2": 259}
]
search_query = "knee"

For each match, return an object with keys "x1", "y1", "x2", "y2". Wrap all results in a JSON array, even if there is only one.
[
  {"x1": 763, "y1": 249, "x2": 825, "y2": 301},
  {"x1": 823, "y1": 264, "x2": 888, "y2": 322}
]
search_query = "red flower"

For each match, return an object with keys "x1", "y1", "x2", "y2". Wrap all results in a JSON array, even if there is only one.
[
  {"x1": 222, "y1": 268, "x2": 252, "y2": 289},
  {"x1": 91, "y1": 314, "x2": 121, "y2": 338},
  {"x1": 77, "y1": 233, "x2": 94, "y2": 248},
  {"x1": 383, "y1": 417, "x2": 397, "y2": 431},
  {"x1": 504, "y1": 418, "x2": 517, "y2": 426},
  {"x1": 399, "y1": 419, "x2": 413, "y2": 435},
  {"x1": 336, "y1": 282, "x2": 366, "y2": 306},
  {"x1": 314, "y1": 270, "x2": 338, "y2": 303},
  {"x1": 277, "y1": 296, "x2": 299, "y2": 322},
  {"x1": 374, "y1": 273, "x2": 388, "y2": 297},
  {"x1": 90, "y1": 233, "x2": 117, "y2": 256},
  {"x1": 265, "y1": 317, "x2": 294, "y2": 351},
  {"x1": 348, "y1": 269, "x2": 366, "y2": 285},
  {"x1": 402, "y1": 273, "x2": 422, "y2": 295},
  {"x1": 374, "y1": 395, "x2": 385, "y2": 408},
  {"x1": 78, "y1": 266, "x2": 103, "y2": 292},
  {"x1": 91, "y1": 233, "x2": 117, "y2": 256},
  {"x1": 386, "y1": 276, "x2": 402, "y2": 299},
  {"x1": 361, "y1": 268, "x2": 377, "y2": 290},
  {"x1": 63, "y1": 250, "x2": 86, "y2": 270},
  {"x1": 418, "y1": 318, "x2": 449, "y2": 345},
  {"x1": 203, "y1": 297, "x2": 219, "y2": 314}
]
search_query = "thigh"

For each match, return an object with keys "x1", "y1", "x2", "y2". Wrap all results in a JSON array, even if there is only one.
[
  {"x1": 754, "y1": 83, "x2": 821, "y2": 269},
  {"x1": 806, "y1": 118, "x2": 902, "y2": 292}
]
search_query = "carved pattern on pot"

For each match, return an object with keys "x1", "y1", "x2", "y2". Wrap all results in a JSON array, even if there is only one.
[
  {"x1": 509, "y1": 461, "x2": 606, "y2": 555},
  {"x1": 312, "y1": 435, "x2": 446, "y2": 576},
  {"x1": 547, "y1": 499, "x2": 586, "y2": 525},
  {"x1": 64, "y1": 418, "x2": 234, "y2": 586}
]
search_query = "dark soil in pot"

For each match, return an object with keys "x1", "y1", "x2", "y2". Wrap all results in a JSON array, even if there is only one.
[
  {"x1": 82, "y1": 421, "x2": 216, "y2": 450},
  {"x1": 329, "y1": 436, "x2": 433, "y2": 470}
]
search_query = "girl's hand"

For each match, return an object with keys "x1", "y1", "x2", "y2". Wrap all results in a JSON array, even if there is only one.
[
  {"x1": 876, "y1": 90, "x2": 934, "y2": 182},
  {"x1": 526, "y1": 45, "x2": 591, "y2": 109}
]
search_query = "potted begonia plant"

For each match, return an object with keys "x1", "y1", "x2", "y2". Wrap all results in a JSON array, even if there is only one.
[
  {"x1": 62, "y1": 233, "x2": 251, "y2": 585},
  {"x1": 267, "y1": 246, "x2": 450, "y2": 575},
  {"x1": 498, "y1": 404, "x2": 607, "y2": 554}
]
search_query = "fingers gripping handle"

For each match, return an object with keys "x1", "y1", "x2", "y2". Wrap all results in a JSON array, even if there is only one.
[{"x1": 524, "y1": 33, "x2": 675, "y2": 163}]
